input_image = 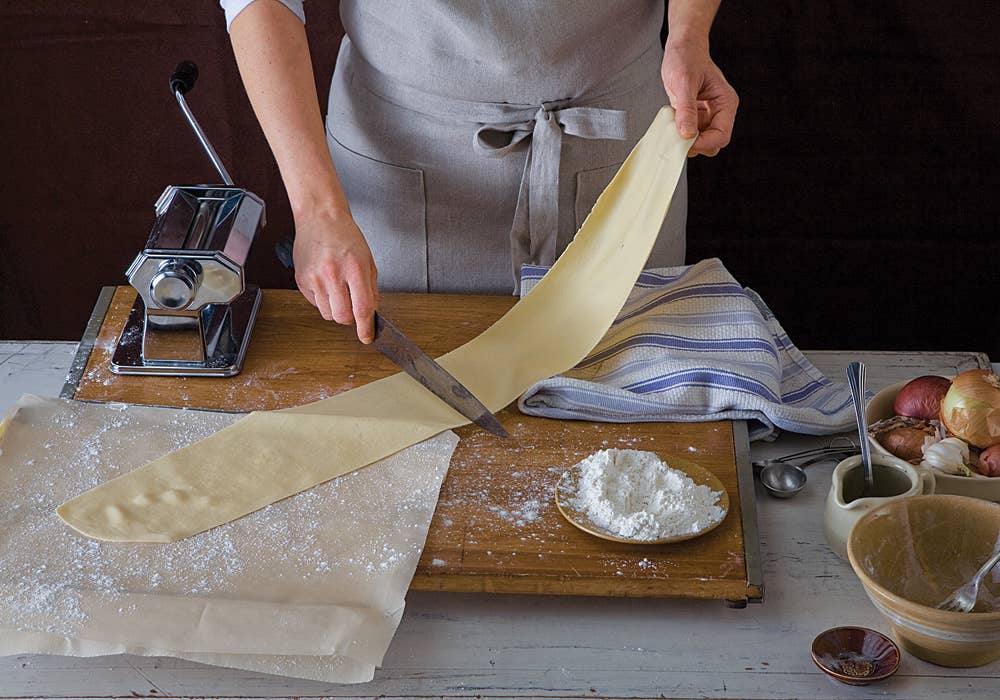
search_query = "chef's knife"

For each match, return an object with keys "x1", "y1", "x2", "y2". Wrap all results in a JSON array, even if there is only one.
[
  {"x1": 275, "y1": 236, "x2": 507, "y2": 437},
  {"x1": 373, "y1": 312, "x2": 508, "y2": 437}
]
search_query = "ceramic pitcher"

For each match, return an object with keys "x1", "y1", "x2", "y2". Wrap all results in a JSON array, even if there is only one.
[{"x1": 823, "y1": 453, "x2": 935, "y2": 560}]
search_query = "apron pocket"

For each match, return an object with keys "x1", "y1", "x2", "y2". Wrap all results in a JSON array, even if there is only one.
[
  {"x1": 574, "y1": 161, "x2": 625, "y2": 231},
  {"x1": 326, "y1": 128, "x2": 429, "y2": 292}
]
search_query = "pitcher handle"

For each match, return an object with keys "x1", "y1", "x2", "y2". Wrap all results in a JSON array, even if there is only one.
[{"x1": 917, "y1": 465, "x2": 936, "y2": 495}]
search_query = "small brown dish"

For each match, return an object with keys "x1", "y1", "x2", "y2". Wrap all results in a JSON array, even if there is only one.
[{"x1": 810, "y1": 626, "x2": 900, "y2": 685}]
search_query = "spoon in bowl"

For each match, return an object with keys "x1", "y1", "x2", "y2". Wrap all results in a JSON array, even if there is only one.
[
  {"x1": 847, "y1": 361, "x2": 875, "y2": 497},
  {"x1": 937, "y1": 548, "x2": 1000, "y2": 613}
]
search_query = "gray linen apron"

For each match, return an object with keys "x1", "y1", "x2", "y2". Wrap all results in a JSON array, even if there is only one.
[{"x1": 325, "y1": 0, "x2": 687, "y2": 294}]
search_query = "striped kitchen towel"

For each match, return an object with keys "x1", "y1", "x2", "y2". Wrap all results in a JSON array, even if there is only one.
[{"x1": 517, "y1": 258, "x2": 857, "y2": 441}]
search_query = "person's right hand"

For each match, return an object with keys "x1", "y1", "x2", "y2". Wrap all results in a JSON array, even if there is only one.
[{"x1": 292, "y1": 209, "x2": 379, "y2": 344}]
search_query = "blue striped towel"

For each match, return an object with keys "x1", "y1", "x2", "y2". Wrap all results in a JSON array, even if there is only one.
[{"x1": 517, "y1": 258, "x2": 857, "y2": 441}]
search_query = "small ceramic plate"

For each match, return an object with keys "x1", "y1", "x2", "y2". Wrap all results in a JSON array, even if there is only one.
[
  {"x1": 554, "y1": 454, "x2": 729, "y2": 544},
  {"x1": 810, "y1": 626, "x2": 900, "y2": 685}
]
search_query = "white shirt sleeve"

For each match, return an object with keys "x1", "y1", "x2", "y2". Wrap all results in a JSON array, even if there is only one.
[{"x1": 219, "y1": 0, "x2": 305, "y2": 31}]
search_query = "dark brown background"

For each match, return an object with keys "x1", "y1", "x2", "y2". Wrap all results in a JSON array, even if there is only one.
[{"x1": 2, "y1": 2, "x2": 998, "y2": 357}]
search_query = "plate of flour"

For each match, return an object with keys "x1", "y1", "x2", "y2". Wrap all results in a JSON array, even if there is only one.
[{"x1": 554, "y1": 448, "x2": 729, "y2": 544}]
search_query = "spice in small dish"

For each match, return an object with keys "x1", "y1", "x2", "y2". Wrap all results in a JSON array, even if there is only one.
[{"x1": 810, "y1": 626, "x2": 900, "y2": 685}]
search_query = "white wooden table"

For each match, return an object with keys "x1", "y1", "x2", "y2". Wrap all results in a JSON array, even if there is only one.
[{"x1": 1, "y1": 342, "x2": 998, "y2": 699}]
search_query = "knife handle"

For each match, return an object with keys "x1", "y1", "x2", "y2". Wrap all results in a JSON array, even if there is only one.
[{"x1": 275, "y1": 236, "x2": 295, "y2": 270}]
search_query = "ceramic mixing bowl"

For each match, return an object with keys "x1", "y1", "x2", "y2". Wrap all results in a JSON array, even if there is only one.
[
  {"x1": 847, "y1": 495, "x2": 1000, "y2": 667},
  {"x1": 866, "y1": 379, "x2": 1000, "y2": 501}
]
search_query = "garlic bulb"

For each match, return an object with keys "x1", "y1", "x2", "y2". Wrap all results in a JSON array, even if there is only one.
[{"x1": 921, "y1": 437, "x2": 973, "y2": 477}]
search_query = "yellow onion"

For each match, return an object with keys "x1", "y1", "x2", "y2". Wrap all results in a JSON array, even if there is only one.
[{"x1": 940, "y1": 370, "x2": 1000, "y2": 448}]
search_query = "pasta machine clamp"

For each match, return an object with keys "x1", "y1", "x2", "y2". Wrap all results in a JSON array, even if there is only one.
[{"x1": 111, "y1": 61, "x2": 264, "y2": 377}]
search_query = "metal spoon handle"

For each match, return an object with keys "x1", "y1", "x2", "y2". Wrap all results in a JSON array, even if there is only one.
[
  {"x1": 770, "y1": 443, "x2": 857, "y2": 463},
  {"x1": 847, "y1": 361, "x2": 875, "y2": 494},
  {"x1": 972, "y1": 549, "x2": 1000, "y2": 584}
]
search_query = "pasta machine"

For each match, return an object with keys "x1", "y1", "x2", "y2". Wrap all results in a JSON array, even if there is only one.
[{"x1": 111, "y1": 61, "x2": 264, "y2": 377}]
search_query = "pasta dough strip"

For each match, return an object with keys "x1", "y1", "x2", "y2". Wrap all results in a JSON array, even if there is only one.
[{"x1": 57, "y1": 107, "x2": 692, "y2": 542}]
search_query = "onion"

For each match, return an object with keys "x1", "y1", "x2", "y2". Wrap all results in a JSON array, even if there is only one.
[
  {"x1": 978, "y1": 444, "x2": 1000, "y2": 477},
  {"x1": 893, "y1": 375, "x2": 951, "y2": 420},
  {"x1": 876, "y1": 427, "x2": 931, "y2": 462},
  {"x1": 940, "y1": 370, "x2": 1000, "y2": 448}
]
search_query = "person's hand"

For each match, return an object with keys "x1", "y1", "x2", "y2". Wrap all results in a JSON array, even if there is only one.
[
  {"x1": 661, "y1": 38, "x2": 738, "y2": 157},
  {"x1": 292, "y1": 209, "x2": 379, "y2": 344}
]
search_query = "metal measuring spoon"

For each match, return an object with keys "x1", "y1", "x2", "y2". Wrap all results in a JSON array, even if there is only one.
[
  {"x1": 846, "y1": 361, "x2": 875, "y2": 496},
  {"x1": 752, "y1": 443, "x2": 858, "y2": 499},
  {"x1": 758, "y1": 460, "x2": 807, "y2": 498}
]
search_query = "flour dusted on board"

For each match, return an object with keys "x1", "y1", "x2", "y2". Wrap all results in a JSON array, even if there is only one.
[{"x1": 568, "y1": 449, "x2": 724, "y2": 540}]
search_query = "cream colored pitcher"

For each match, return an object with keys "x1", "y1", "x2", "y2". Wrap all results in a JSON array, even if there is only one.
[{"x1": 823, "y1": 452, "x2": 935, "y2": 560}]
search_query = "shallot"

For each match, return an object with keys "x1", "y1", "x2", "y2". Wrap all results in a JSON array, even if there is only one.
[
  {"x1": 877, "y1": 427, "x2": 931, "y2": 462},
  {"x1": 978, "y1": 444, "x2": 1000, "y2": 477},
  {"x1": 893, "y1": 375, "x2": 951, "y2": 421}
]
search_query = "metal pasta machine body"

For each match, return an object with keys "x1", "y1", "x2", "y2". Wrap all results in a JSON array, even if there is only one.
[{"x1": 111, "y1": 62, "x2": 264, "y2": 377}]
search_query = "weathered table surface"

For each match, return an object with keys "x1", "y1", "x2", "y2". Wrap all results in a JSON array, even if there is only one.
[{"x1": 1, "y1": 341, "x2": 997, "y2": 699}]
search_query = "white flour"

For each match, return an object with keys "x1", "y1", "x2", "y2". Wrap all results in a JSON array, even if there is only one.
[{"x1": 568, "y1": 449, "x2": 724, "y2": 540}]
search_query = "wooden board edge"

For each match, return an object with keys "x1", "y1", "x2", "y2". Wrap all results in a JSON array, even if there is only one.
[
  {"x1": 61, "y1": 286, "x2": 116, "y2": 400},
  {"x1": 409, "y1": 572, "x2": 760, "y2": 601},
  {"x1": 733, "y1": 420, "x2": 764, "y2": 603},
  {"x1": 805, "y1": 349, "x2": 992, "y2": 368}
]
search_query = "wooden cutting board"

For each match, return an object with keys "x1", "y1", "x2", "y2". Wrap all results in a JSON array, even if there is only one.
[{"x1": 68, "y1": 287, "x2": 763, "y2": 605}]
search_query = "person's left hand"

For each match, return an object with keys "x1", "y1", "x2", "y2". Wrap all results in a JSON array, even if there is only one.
[{"x1": 661, "y1": 39, "x2": 738, "y2": 157}]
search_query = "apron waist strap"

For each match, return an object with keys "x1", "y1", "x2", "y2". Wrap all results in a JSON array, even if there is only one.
[
  {"x1": 474, "y1": 104, "x2": 626, "y2": 280},
  {"x1": 346, "y1": 41, "x2": 659, "y2": 288}
]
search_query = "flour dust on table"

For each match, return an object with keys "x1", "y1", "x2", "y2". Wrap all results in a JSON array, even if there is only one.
[
  {"x1": 0, "y1": 394, "x2": 457, "y2": 683},
  {"x1": 565, "y1": 449, "x2": 726, "y2": 541}
]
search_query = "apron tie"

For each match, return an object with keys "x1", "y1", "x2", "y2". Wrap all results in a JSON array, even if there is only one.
[
  {"x1": 473, "y1": 102, "x2": 627, "y2": 287},
  {"x1": 343, "y1": 43, "x2": 653, "y2": 291}
]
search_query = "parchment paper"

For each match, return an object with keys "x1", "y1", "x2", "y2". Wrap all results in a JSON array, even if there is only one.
[
  {"x1": 0, "y1": 630, "x2": 377, "y2": 684},
  {"x1": 0, "y1": 394, "x2": 458, "y2": 683}
]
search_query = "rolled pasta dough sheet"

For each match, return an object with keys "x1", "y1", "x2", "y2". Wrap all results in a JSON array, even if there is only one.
[{"x1": 57, "y1": 107, "x2": 693, "y2": 542}]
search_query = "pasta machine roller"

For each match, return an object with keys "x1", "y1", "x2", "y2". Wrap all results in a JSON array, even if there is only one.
[{"x1": 111, "y1": 61, "x2": 264, "y2": 377}]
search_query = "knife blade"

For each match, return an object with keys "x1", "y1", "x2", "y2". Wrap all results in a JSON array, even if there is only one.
[
  {"x1": 372, "y1": 312, "x2": 508, "y2": 438},
  {"x1": 271, "y1": 237, "x2": 504, "y2": 436}
]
